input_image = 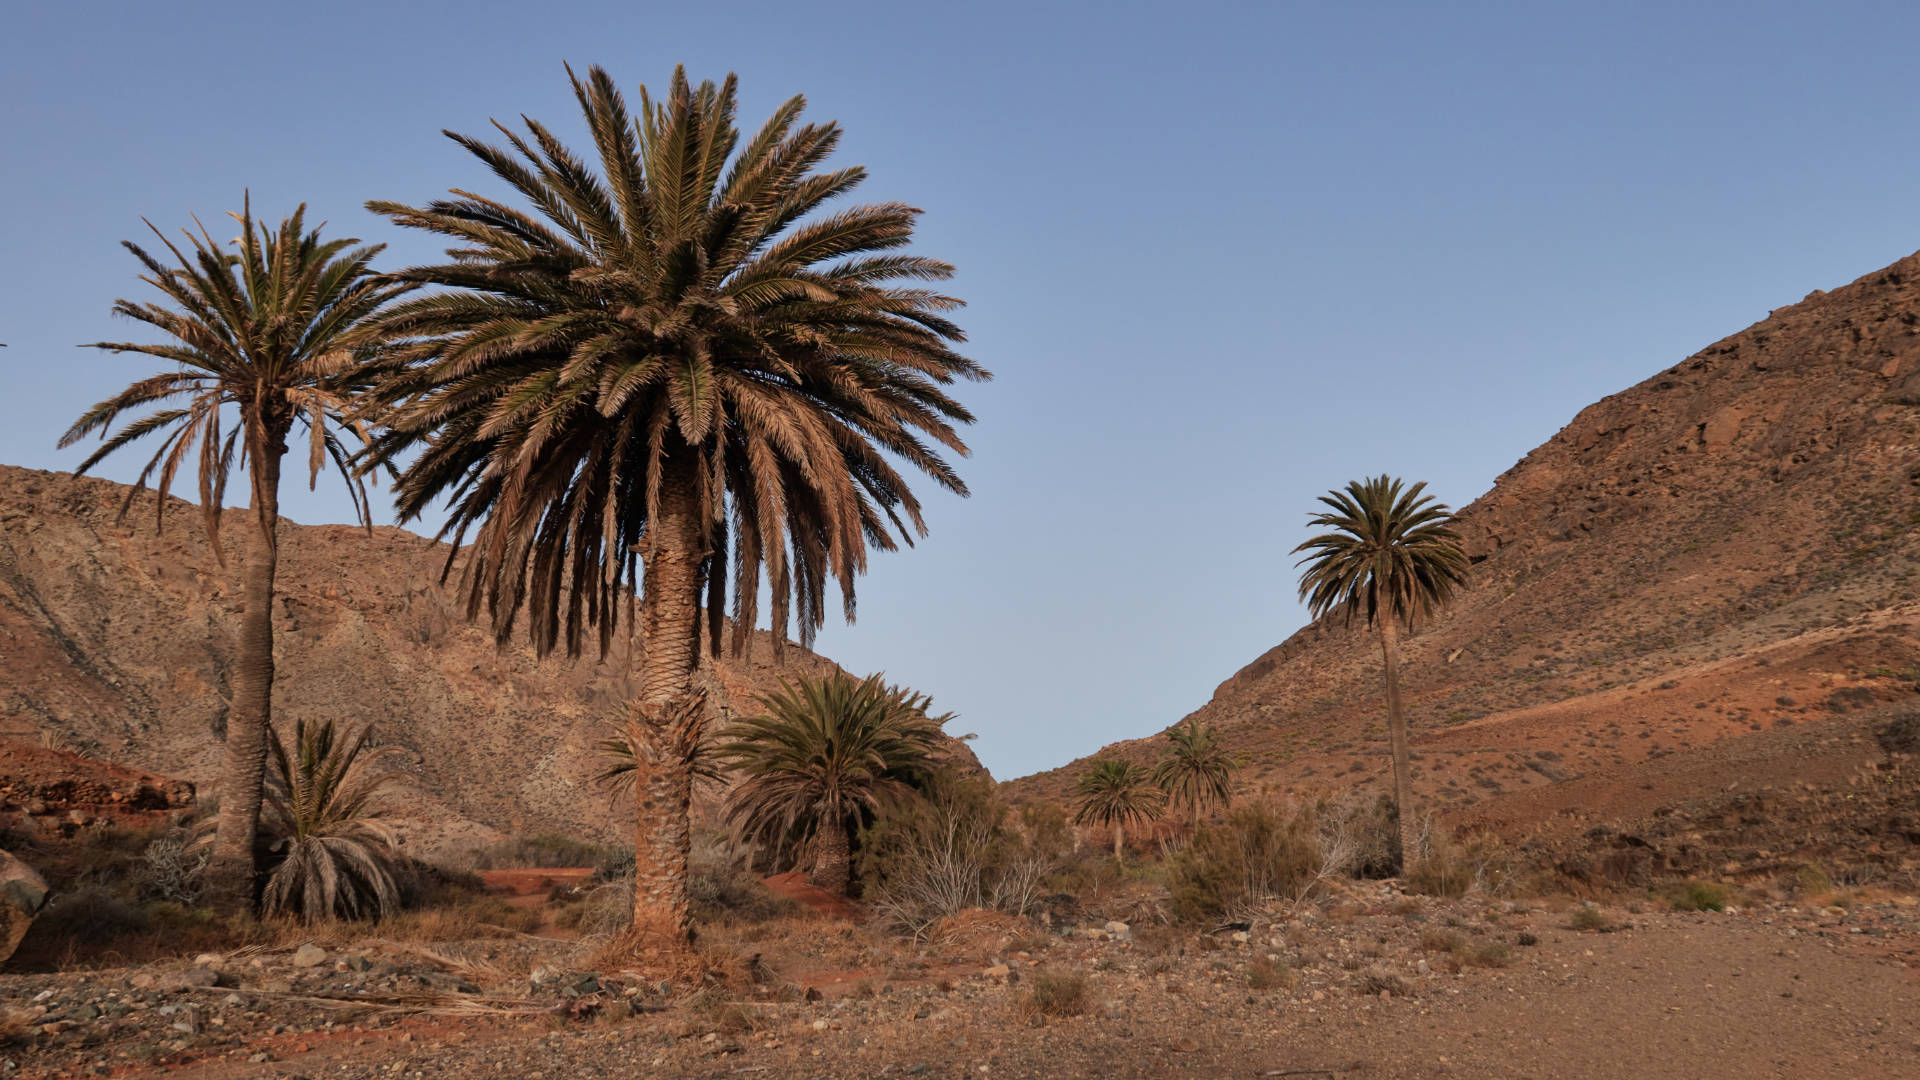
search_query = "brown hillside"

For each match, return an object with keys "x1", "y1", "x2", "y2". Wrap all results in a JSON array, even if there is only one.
[
  {"x1": 0, "y1": 466, "x2": 978, "y2": 858},
  {"x1": 1008, "y1": 251, "x2": 1920, "y2": 867}
]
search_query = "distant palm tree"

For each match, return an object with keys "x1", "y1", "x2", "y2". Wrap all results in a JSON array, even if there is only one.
[
  {"x1": 260, "y1": 718, "x2": 407, "y2": 922},
  {"x1": 718, "y1": 672, "x2": 947, "y2": 896},
  {"x1": 1153, "y1": 717, "x2": 1236, "y2": 827},
  {"x1": 59, "y1": 202, "x2": 403, "y2": 909},
  {"x1": 355, "y1": 66, "x2": 985, "y2": 954},
  {"x1": 1293, "y1": 476, "x2": 1468, "y2": 867},
  {"x1": 1073, "y1": 759, "x2": 1165, "y2": 861}
]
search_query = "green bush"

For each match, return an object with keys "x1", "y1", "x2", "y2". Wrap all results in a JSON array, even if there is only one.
[{"x1": 1168, "y1": 799, "x2": 1319, "y2": 925}]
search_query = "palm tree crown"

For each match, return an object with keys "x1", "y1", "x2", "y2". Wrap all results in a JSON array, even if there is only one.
[
  {"x1": 356, "y1": 64, "x2": 989, "y2": 662},
  {"x1": 1292, "y1": 475, "x2": 1468, "y2": 630},
  {"x1": 1152, "y1": 718, "x2": 1236, "y2": 825},
  {"x1": 1072, "y1": 758, "x2": 1165, "y2": 859},
  {"x1": 60, "y1": 200, "x2": 400, "y2": 549},
  {"x1": 719, "y1": 672, "x2": 949, "y2": 894}
]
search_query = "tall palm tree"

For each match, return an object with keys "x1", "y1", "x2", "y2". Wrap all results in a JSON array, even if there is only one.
[
  {"x1": 58, "y1": 202, "x2": 402, "y2": 909},
  {"x1": 1152, "y1": 717, "x2": 1236, "y2": 827},
  {"x1": 1073, "y1": 759, "x2": 1164, "y2": 861},
  {"x1": 1292, "y1": 476, "x2": 1468, "y2": 867},
  {"x1": 719, "y1": 672, "x2": 948, "y2": 895},
  {"x1": 355, "y1": 65, "x2": 986, "y2": 954}
]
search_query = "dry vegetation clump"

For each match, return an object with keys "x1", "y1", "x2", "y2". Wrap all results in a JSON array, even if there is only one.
[
  {"x1": 1166, "y1": 799, "x2": 1325, "y2": 924},
  {"x1": 1567, "y1": 903, "x2": 1611, "y2": 931},
  {"x1": 860, "y1": 774, "x2": 1055, "y2": 938},
  {"x1": 1665, "y1": 880, "x2": 1732, "y2": 912},
  {"x1": 463, "y1": 833, "x2": 618, "y2": 871},
  {"x1": 1016, "y1": 970, "x2": 1091, "y2": 1019},
  {"x1": 1246, "y1": 955, "x2": 1293, "y2": 990}
]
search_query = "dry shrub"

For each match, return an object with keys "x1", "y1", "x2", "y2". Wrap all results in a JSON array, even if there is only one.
[
  {"x1": 687, "y1": 833, "x2": 794, "y2": 925},
  {"x1": 1246, "y1": 955, "x2": 1292, "y2": 990},
  {"x1": 1666, "y1": 880, "x2": 1731, "y2": 912},
  {"x1": 1358, "y1": 968, "x2": 1410, "y2": 997},
  {"x1": 12, "y1": 889, "x2": 258, "y2": 970},
  {"x1": 1878, "y1": 707, "x2": 1920, "y2": 756},
  {"x1": 1167, "y1": 799, "x2": 1321, "y2": 925},
  {"x1": 1567, "y1": 903, "x2": 1610, "y2": 931},
  {"x1": 1419, "y1": 928, "x2": 1465, "y2": 953},
  {"x1": 1404, "y1": 819, "x2": 1511, "y2": 898},
  {"x1": 1016, "y1": 971, "x2": 1090, "y2": 1019},
  {"x1": 685, "y1": 984, "x2": 759, "y2": 1034},
  {"x1": 1467, "y1": 940, "x2": 1512, "y2": 968},
  {"x1": 465, "y1": 833, "x2": 618, "y2": 871},
  {"x1": 861, "y1": 774, "x2": 1053, "y2": 938}
]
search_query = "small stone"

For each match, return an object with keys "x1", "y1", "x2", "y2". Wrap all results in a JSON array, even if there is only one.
[
  {"x1": 128, "y1": 973, "x2": 155, "y2": 989},
  {"x1": 345, "y1": 954, "x2": 372, "y2": 972},
  {"x1": 178, "y1": 967, "x2": 220, "y2": 989},
  {"x1": 982, "y1": 964, "x2": 1011, "y2": 980},
  {"x1": 291, "y1": 944, "x2": 327, "y2": 968},
  {"x1": 1104, "y1": 920, "x2": 1131, "y2": 939}
]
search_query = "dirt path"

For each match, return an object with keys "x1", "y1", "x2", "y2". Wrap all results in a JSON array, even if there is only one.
[{"x1": 78, "y1": 910, "x2": 1914, "y2": 1080}]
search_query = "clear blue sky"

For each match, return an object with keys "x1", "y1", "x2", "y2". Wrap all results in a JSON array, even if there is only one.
[{"x1": 5, "y1": 2, "x2": 1918, "y2": 779}]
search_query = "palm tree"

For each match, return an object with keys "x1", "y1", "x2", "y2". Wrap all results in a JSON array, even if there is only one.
[
  {"x1": 1292, "y1": 476, "x2": 1468, "y2": 868},
  {"x1": 355, "y1": 65, "x2": 985, "y2": 954},
  {"x1": 1072, "y1": 759, "x2": 1164, "y2": 861},
  {"x1": 58, "y1": 202, "x2": 403, "y2": 909},
  {"x1": 1152, "y1": 717, "x2": 1236, "y2": 827},
  {"x1": 260, "y1": 718, "x2": 407, "y2": 922},
  {"x1": 719, "y1": 672, "x2": 948, "y2": 895}
]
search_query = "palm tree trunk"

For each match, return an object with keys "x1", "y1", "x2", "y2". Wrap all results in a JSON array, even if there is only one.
[
  {"x1": 1112, "y1": 821, "x2": 1124, "y2": 862},
  {"x1": 205, "y1": 432, "x2": 285, "y2": 912},
  {"x1": 1378, "y1": 618, "x2": 1418, "y2": 870},
  {"x1": 623, "y1": 463, "x2": 706, "y2": 954},
  {"x1": 811, "y1": 815, "x2": 851, "y2": 896}
]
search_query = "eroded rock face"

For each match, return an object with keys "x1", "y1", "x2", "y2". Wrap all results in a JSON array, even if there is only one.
[
  {"x1": 0, "y1": 467, "x2": 985, "y2": 860},
  {"x1": 0, "y1": 847, "x2": 49, "y2": 964}
]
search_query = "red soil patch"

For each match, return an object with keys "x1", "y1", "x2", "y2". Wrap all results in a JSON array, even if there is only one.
[
  {"x1": 763, "y1": 870, "x2": 861, "y2": 920},
  {"x1": 477, "y1": 867, "x2": 595, "y2": 898}
]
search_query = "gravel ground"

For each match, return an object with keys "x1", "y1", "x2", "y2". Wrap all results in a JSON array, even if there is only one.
[{"x1": 7, "y1": 888, "x2": 1919, "y2": 1080}]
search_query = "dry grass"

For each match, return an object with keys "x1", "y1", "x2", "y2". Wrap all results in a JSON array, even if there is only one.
[
  {"x1": 1016, "y1": 970, "x2": 1091, "y2": 1020},
  {"x1": 1567, "y1": 904, "x2": 1611, "y2": 931},
  {"x1": 1246, "y1": 955, "x2": 1292, "y2": 990}
]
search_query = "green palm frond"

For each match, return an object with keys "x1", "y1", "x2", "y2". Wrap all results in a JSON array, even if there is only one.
[
  {"x1": 261, "y1": 719, "x2": 407, "y2": 922},
  {"x1": 59, "y1": 198, "x2": 408, "y2": 561},
  {"x1": 1152, "y1": 718, "x2": 1236, "y2": 819},
  {"x1": 1072, "y1": 759, "x2": 1165, "y2": 831},
  {"x1": 717, "y1": 672, "x2": 949, "y2": 867},
  {"x1": 354, "y1": 65, "x2": 988, "y2": 661},
  {"x1": 1291, "y1": 475, "x2": 1469, "y2": 631}
]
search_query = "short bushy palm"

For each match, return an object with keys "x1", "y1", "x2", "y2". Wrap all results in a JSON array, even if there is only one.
[
  {"x1": 59, "y1": 202, "x2": 403, "y2": 909},
  {"x1": 719, "y1": 672, "x2": 948, "y2": 896},
  {"x1": 1072, "y1": 759, "x2": 1165, "y2": 861},
  {"x1": 260, "y1": 719, "x2": 407, "y2": 922},
  {"x1": 355, "y1": 65, "x2": 985, "y2": 952},
  {"x1": 1153, "y1": 718, "x2": 1236, "y2": 827},
  {"x1": 1293, "y1": 476, "x2": 1468, "y2": 867}
]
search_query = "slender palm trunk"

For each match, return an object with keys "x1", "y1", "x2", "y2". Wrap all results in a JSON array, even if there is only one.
[
  {"x1": 1112, "y1": 821, "x2": 1124, "y2": 862},
  {"x1": 206, "y1": 429, "x2": 286, "y2": 912},
  {"x1": 623, "y1": 463, "x2": 706, "y2": 954},
  {"x1": 1378, "y1": 618, "x2": 1418, "y2": 870},
  {"x1": 811, "y1": 814, "x2": 851, "y2": 896}
]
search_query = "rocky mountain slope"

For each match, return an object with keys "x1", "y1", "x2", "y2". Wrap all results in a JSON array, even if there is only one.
[
  {"x1": 0, "y1": 466, "x2": 974, "y2": 858},
  {"x1": 1009, "y1": 251, "x2": 1920, "y2": 872}
]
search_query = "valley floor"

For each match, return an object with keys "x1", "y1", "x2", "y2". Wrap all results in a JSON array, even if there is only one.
[{"x1": 7, "y1": 890, "x2": 1918, "y2": 1080}]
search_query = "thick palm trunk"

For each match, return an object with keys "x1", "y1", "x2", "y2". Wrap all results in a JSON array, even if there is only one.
[
  {"x1": 1378, "y1": 618, "x2": 1419, "y2": 870},
  {"x1": 811, "y1": 815, "x2": 851, "y2": 896},
  {"x1": 205, "y1": 437, "x2": 285, "y2": 912},
  {"x1": 623, "y1": 465, "x2": 706, "y2": 954}
]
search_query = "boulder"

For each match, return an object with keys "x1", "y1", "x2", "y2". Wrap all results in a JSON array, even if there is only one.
[{"x1": 1, "y1": 848, "x2": 50, "y2": 964}]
